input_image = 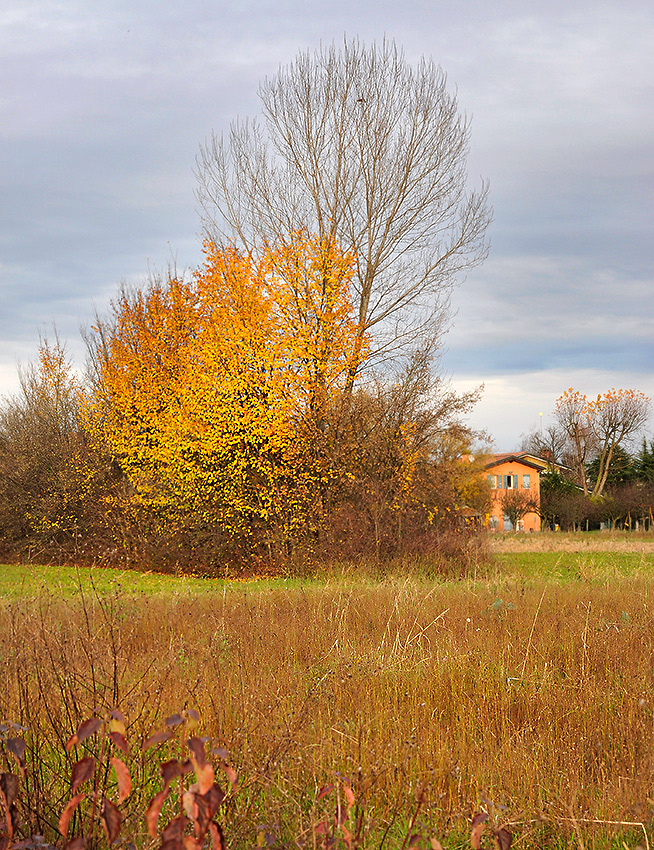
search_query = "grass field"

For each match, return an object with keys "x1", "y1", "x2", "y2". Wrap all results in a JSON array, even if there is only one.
[{"x1": 1, "y1": 535, "x2": 654, "y2": 849}]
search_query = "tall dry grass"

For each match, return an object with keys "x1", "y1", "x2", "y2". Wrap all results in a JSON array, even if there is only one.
[
  {"x1": 1, "y1": 574, "x2": 653, "y2": 848},
  {"x1": 491, "y1": 530, "x2": 654, "y2": 554}
]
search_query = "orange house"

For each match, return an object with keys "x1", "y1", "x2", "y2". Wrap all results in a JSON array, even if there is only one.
[{"x1": 484, "y1": 453, "x2": 549, "y2": 532}]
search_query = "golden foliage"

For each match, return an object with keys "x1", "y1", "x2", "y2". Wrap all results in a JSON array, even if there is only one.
[{"x1": 88, "y1": 232, "x2": 366, "y2": 551}]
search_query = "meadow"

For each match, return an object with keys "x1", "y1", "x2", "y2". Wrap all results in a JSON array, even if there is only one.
[{"x1": 1, "y1": 535, "x2": 654, "y2": 849}]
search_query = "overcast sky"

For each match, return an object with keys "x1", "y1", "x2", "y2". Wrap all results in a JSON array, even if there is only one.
[{"x1": 1, "y1": 0, "x2": 652, "y2": 448}]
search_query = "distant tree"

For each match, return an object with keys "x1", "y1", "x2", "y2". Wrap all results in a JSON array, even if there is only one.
[
  {"x1": 522, "y1": 423, "x2": 569, "y2": 467},
  {"x1": 0, "y1": 336, "x2": 115, "y2": 560},
  {"x1": 538, "y1": 470, "x2": 582, "y2": 530},
  {"x1": 635, "y1": 437, "x2": 654, "y2": 484},
  {"x1": 330, "y1": 345, "x2": 485, "y2": 559},
  {"x1": 554, "y1": 388, "x2": 650, "y2": 497},
  {"x1": 553, "y1": 389, "x2": 597, "y2": 494},
  {"x1": 586, "y1": 444, "x2": 636, "y2": 488},
  {"x1": 500, "y1": 489, "x2": 538, "y2": 532},
  {"x1": 196, "y1": 37, "x2": 491, "y2": 374}
]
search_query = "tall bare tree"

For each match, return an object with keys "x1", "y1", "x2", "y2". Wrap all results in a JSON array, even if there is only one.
[{"x1": 196, "y1": 38, "x2": 491, "y2": 371}]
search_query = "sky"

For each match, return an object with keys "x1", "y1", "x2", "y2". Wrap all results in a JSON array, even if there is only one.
[{"x1": 1, "y1": 0, "x2": 652, "y2": 449}]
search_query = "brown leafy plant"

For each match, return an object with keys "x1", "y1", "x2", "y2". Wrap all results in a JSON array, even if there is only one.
[
  {"x1": 1, "y1": 709, "x2": 236, "y2": 850},
  {"x1": 470, "y1": 810, "x2": 512, "y2": 850},
  {"x1": 1, "y1": 726, "x2": 27, "y2": 850},
  {"x1": 3, "y1": 711, "x2": 517, "y2": 850}
]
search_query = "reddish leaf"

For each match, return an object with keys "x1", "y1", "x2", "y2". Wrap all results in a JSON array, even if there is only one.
[
  {"x1": 110, "y1": 757, "x2": 132, "y2": 803},
  {"x1": 314, "y1": 820, "x2": 329, "y2": 835},
  {"x1": 212, "y1": 747, "x2": 229, "y2": 760},
  {"x1": 64, "y1": 837, "x2": 86, "y2": 850},
  {"x1": 194, "y1": 763, "x2": 214, "y2": 796},
  {"x1": 165, "y1": 714, "x2": 185, "y2": 728},
  {"x1": 143, "y1": 730, "x2": 172, "y2": 750},
  {"x1": 162, "y1": 815, "x2": 189, "y2": 844},
  {"x1": 100, "y1": 798, "x2": 122, "y2": 844},
  {"x1": 76, "y1": 718, "x2": 102, "y2": 745},
  {"x1": 494, "y1": 827, "x2": 513, "y2": 850},
  {"x1": 316, "y1": 784, "x2": 334, "y2": 802},
  {"x1": 59, "y1": 793, "x2": 85, "y2": 838},
  {"x1": 66, "y1": 718, "x2": 102, "y2": 752},
  {"x1": 6, "y1": 738, "x2": 26, "y2": 773},
  {"x1": 203, "y1": 784, "x2": 226, "y2": 818},
  {"x1": 183, "y1": 838, "x2": 202, "y2": 850},
  {"x1": 145, "y1": 789, "x2": 168, "y2": 838},
  {"x1": 110, "y1": 708, "x2": 126, "y2": 722},
  {"x1": 161, "y1": 759, "x2": 185, "y2": 789},
  {"x1": 109, "y1": 731, "x2": 128, "y2": 754},
  {"x1": 221, "y1": 763, "x2": 237, "y2": 792},
  {"x1": 0, "y1": 785, "x2": 14, "y2": 840},
  {"x1": 430, "y1": 840, "x2": 444, "y2": 850},
  {"x1": 187, "y1": 737, "x2": 207, "y2": 767},
  {"x1": 407, "y1": 835, "x2": 420, "y2": 848},
  {"x1": 208, "y1": 821, "x2": 225, "y2": 850},
  {"x1": 190, "y1": 793, "x2": 211, "y2": 838},
  {"x1": 344, "y1": 783, "x2": 355, "y2": 809},
  {"x1": 0, "y1": 773, "x2": 19, "y2": 808},
  {"x1": 71, "y1": 757, "x2": 96, "y2": 794},
  {"x1": 471, "y1": 813, "x2": 489, "y2": 850}
]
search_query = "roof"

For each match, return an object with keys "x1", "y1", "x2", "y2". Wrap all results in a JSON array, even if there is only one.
[{"x1": 484, "y1": 452, "x2": 554, "y2": 472}]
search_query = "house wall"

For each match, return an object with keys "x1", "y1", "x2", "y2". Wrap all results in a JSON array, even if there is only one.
[{"x1": 486, "y1": 459, "x2": 541, "y2": 532}]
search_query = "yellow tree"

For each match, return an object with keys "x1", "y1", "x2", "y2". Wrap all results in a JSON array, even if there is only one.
[
  {"x1": 554, "y1": 387, "x2": 650, "y2": 496},
  {"x1": 87, "y1": 232, "x2": 365, "y2": 559}
]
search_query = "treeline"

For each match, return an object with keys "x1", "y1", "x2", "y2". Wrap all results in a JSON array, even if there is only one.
[
  {"x1": 0, "y1": 234, "x2": 491, "y2": 573},
  {"x1": 524, "y1": 391, "x2": 654, "y2": 532},
  {"x1": 539, "y1": 444, "x2": 654, "y2": 532}
]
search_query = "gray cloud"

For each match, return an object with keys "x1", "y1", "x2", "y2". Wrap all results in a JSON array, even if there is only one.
[{"x1": 1, "y1": 0, "x2": 652, "y2": 449}]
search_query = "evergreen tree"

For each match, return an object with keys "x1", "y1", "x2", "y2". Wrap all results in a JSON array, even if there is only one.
[
  {"x1": 635, "y1": 437, "x2": 654, "y2": 483},
  {"x1": 586, "y1": 444, "x2": 636, "y2": 487}
]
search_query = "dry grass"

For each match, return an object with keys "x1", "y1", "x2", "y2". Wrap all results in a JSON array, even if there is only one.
[
  {"x1": 2, "y1": 568, "x2": 654, "y2": 848},
  {"x1": 490, "y1": 530, "x2": 654, "y2": 554}
]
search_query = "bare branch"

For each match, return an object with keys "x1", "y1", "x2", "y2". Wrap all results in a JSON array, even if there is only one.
[{"x1": 195, "y1": 37, "x2": 491, "y2": 368}]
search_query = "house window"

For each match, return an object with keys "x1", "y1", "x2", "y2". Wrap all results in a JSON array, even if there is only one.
[
  {"x1": 522, "y1": 474, "x2": 531, "y2": 489},
  {"x1": 504, "y1": 473, "x2": 517, "y2": 489},
  {"x1": 487, "y1": 474, "x2": 497, "y2": 488}
]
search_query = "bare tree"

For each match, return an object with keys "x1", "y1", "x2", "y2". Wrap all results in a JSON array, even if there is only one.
[
  {"x1": 521, "y1": 423, "x2": 570, "y2": 467},
  {"x1": 196, "y1": 37, "x2": 491, "y2": 371},
  {"x1": 553, "y1": 389, "x2": 598, "y2": 494},
  {"x1": 553, "y1": 388, "x2": 650, "y2": 497},
  {"x1": 588, "y1": 389, "x2": 650, "y2": 496},
  {"x1": 500, "y1": 489, "x2": 538, "y2": 532}
]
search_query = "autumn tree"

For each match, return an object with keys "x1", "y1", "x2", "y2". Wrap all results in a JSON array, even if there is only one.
[
  {"x1": 554, "y1": 388, "x2": 650, "y2": 497},
  {"x1": 196, "y1": 37, "x2": 491, "y2": 373},
  {"x1": 553, "y1": 389, "x2": 596, "y2": 493},
  {"x1": 329, "y1": 346, "x2": 486, "y2": 559},
  {"x1": 0, "y1": 336, "x2": 116, "y2": 561},
  {"x1": 87, "y1": 232, "x2": 365, "y2": 562}
]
